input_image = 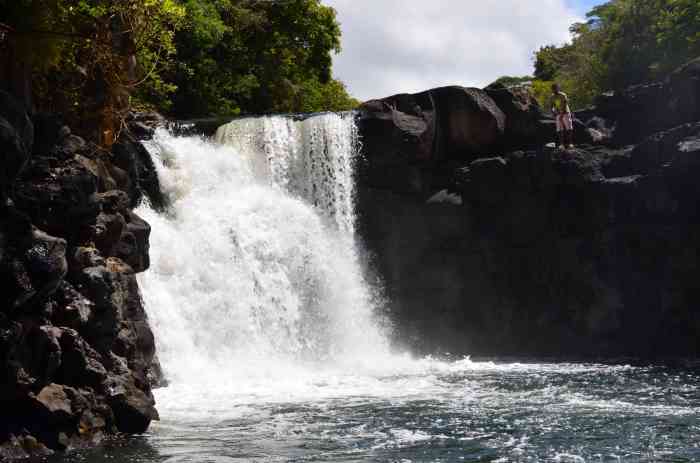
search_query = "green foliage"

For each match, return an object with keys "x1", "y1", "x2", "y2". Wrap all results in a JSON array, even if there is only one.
[
  {"x1": 0, "y1": 0, "x2": 185, "y2": 138},
  {"x1": 297, "y1": 78, "x2": 360, "y2": 113},
  {"x1": 1, "y1": 0, "x2": 358, "y2": 129},
  {"x1": 158, "y1": 0, "x2": 354, "y2": 117},
  {"x1": 530, "y1": 80, "x2": 555, "y2": 110},
  {"x1": 490, "y1": 75, "x2": 533, "y2": 88},
  {"x1": 532, "y1": 0, "x2": 700, "y2": 109}
]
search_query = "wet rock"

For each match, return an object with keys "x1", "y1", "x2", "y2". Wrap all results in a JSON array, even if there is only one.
[
  {"x1": 106, "y1": 374, "x2": 157, "y2": 434},
  {"x1": 0, "y1": 434, "x2": 53, "y2": 459},
  {"x1": 112, "y1": 136, "x2": 166, "y2": 209},
  {"x1": 20, "y1": 229, "x2": 68, "y2": 309},
  {"x1": 0, "y1": 221, "x2": 68, "y2": 312},
  {"x1": 587, "y1": 57, "x2": 700, "y2": 145},
  {"x1": 92, "y1": 212, "x2": 127, "y2": 256},
  {"x1": 484, "y1": 83, "x2": 550, "y2": 149},
  {"x1": 126, "y1": 111, "x2": 165, "y2": 139},
  {"x1": 55, "y1": 329, "x2": 107, "y2": 388},
  {"x1": 51, "y1": 282, "x2": 94, "y2": 330},
  {"x1": 114, "y1": 211, "x2": 150, "y2": 272},
  {"x1": 96, "y1": 190, "x2": 130, "y2": 214},
  {"x1": 70, "y1": 246, "x2": 106, "y2": 274},
  {"x1": 32, "y1": 383, "x2": 73, "y2": 424}
]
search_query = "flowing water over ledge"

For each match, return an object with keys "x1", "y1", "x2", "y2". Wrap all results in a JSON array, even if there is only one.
[{"x1": 53, "y1": 115, "x2": 700, "y2": 462}]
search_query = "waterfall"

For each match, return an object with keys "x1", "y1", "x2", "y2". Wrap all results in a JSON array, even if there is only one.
[{"x1": 136, "y1": 113, "x2": 390, "y2": 388}]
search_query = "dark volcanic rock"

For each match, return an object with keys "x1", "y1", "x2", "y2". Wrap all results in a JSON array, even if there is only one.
[
  {"x1": 358, "y1": 61, "x2": 700, "y2": 357},
  {"x1": 358, "y1": 86, "x2": 505, "y2": 191},
  {"x1": 0, "y1": 102, "x2": 160, "y2": 456},
  {"x1": 359, "y1": 140, "x2": 700, "y2": 356},
  {"x1": 484, "y1": 83, "x2": 551, "y2": 149},
  {"x1": 112, "y1": 136, "x2": 166, "y2": 210},
  {"x1": 586, "y1": 57, "x2": 700, "y2": 145}
]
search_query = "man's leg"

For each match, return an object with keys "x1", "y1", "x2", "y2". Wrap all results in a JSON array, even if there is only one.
[
  {"x1": 558, "y1": 131, "x2": 566, "y2": 148},
  {"x1": 556, "y1": 115, "x2": 564, "y2": 148},
  {"x1": 565, "y1": 114, "x2": 575, "y2": 148}
]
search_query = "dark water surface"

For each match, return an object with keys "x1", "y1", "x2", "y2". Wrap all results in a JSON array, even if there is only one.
[{"x1": 53, "y1": 359, "x2": 700, "y2": 462}]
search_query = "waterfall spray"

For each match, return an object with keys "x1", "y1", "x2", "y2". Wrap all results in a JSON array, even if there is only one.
[{"x1": 136, "y1": 113, "x2": 389, "y2": 387}]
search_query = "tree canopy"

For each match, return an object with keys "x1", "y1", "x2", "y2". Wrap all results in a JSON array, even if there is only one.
[
  {"x1": 162, "y1": 0, "x2": 358, "y2": 117},
  {"x1": 0, "y1": 0, "x2": 358, "y2": 142},
  {"x1": 532, "y1": 0, "x2": 700, "y2": 109}
]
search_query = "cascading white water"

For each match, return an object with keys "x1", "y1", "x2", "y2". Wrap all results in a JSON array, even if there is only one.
[{"x1": 136, "y1": 113, "x2": 391, "y2": 390}]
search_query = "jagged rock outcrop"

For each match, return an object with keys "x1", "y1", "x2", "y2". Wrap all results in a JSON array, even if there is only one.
[
  {"x1": 0, "y1": 91, "x2": 161, "y2": 458},
  {"x1": 590, "y1": 57, "x2": 700, "y2": 146},
  {"x1": 358, "y1": 86, "x2": 507, "y2": 193},
  {"x1": 357, "y1": 60, "x2": 700, "y2": 358}
]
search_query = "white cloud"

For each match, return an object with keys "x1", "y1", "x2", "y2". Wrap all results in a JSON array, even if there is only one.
[{"x1": 323, "y1": 0, "x2": 581, "y2": 101}]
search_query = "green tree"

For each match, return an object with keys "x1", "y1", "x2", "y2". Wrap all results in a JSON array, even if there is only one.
[
  {"x1": 158, "y1": 0, "x2": 356, "y2": 117},
  {"x1": 0, "y1": 0, "x2": 184, "y2": 143},
  {"x1": 490, "y1": 75, "x2": 533, "y2": 88},
  {"x1": 531, "y1": 0, "x2": 700, "y2": 109}
]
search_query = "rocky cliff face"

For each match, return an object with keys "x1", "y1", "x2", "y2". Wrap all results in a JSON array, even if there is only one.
[
  {"x1": 0, "y1": 93, "x2": 161, "y2": 458},
  {"x1": 357, "y1": 58, "x2": 700, "y2": 357}
]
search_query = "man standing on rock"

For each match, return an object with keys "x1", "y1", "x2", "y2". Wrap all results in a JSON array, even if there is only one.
[{"x1": 550, "y1": 83, "x2": 574, "y2": 149}]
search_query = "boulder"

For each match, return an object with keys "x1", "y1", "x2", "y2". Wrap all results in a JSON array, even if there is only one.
[
  {"x1": 111, "y1": 136, "x2": 166, "y2": 209},
  {"x1": 55, "y1": 329, "x2": 107, "y2": 388},
  {"x1": 484, "y1": 83, "x2": 550, "y2": 148},
  {"x1": 50, "y1": 282, "x2": 94, "y2": 330},
  {"x1": 428, "y1": 86, "x2": 505, "y2": 159},
  {"x1": 0, "y1": 222, "x2": 68, "y2": 312},
  {"x1": 358, "y1": 86, "x2": 505, "y2": 191},
  {"x1": 114, "y1": 211, "x2": 150, "y2": 272},
  {"x1": 125, "y1": 111, "x2": 165, "y2": 139},
  {"x1": 588, "y1": 57, "x2": 700, "y2": 145},
  {"x1": 92, "y1": 212, "x2": 126, "y2": 256},
  {"x1": 15, "y1": 156, "x2": 100, "y2": 242},
  {"x1": 105, "y1": 375, "x2": 157, "y2": 434},
  {"x1": 32, "y1": 384, "x2": 73, "y2": 424},
  {"x1": 0, "y1": 434, "x2": 53, "y2": 460}
]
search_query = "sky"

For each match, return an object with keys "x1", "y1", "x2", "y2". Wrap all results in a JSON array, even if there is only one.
[{"x1": 322, "y1": 0, "x2": 602, "y2": 101}]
